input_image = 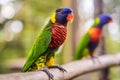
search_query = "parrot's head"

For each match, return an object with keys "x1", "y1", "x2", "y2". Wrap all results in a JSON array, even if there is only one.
[
  {"x1": 96, "y1": 14, "x2": 113, "y2": 28},
  {"x1": 50, "y1": 8, "x2": 74, "y2": 25}
]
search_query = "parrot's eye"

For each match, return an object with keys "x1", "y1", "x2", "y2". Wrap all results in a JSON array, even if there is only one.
[{"x1": 56, "y1": 9, "x2": 62, "y2": 13}]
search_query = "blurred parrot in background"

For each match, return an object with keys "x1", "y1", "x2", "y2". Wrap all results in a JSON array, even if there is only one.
[
  {"x1": 22, "y1": 8, "x2": 74, "y2": 79},
  {"x1": 74, "y1": 14, "x2": 112, "y2": 60}
]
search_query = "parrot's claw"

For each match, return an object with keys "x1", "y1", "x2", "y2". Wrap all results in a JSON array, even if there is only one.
[
  {"x1": 40, "y1": 68, "x2": 54, "y2": 80},
  {"x1": 49, "y1": 65, "x2": 67, "y2": 73}
]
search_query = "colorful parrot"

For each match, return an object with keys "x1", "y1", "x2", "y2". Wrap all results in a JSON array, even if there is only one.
[
  {"x1": 74, "y1": 14, "x2": 112, "y2": 60},
  {"x1": 22, "y1": 8, "x2": 74, "y2": 79}
]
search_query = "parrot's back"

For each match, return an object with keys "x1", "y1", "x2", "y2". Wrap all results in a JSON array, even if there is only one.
[
  {"x1": 74, "y1": 33, "x2": 90, "y2": 60},
  {"x1": 22, "y1": 20, "x2": 52, "y2": 72}
]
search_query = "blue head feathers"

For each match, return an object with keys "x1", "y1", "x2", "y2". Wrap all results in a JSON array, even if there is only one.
[
  {"x1": 98, "y1": 14, "x2": 112, "y2": 28},
  {"x1": 55, "y1": 8, "x2": 73, "y2": 25}
]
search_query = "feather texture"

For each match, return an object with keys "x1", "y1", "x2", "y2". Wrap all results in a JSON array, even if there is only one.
[
  {"x1": 49, "y1": 23, "x2": 67, "y2": 48},
  {"x1": 22, "y1": 20, "x2": 52, "y2": 72}
]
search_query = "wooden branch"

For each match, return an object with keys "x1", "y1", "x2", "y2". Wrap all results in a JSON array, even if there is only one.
[{"x1": 0, "y1": 54, "x2": 120, "y2": 80}]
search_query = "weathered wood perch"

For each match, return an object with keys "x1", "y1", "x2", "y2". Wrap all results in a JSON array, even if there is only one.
[{"x1": 0, "y1": 54, "x2": 120, "y2": 80}]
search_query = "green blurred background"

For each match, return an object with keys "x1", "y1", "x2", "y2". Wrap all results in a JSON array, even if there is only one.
[{"x1": 0, "y1": 0, "x2": 120, "y2": 80}]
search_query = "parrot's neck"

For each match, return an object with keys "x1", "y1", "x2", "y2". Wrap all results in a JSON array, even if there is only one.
[
  {"x1": 56, "y1": 21, "x2": 67, "y2": 26},
  {"x1": 97, "y1": 20, "x2": 108, "y2": 29},
  {"x1": 49, "y1": 23, "x2": 67, "y2": 48},
  {"x1": 97, "y1": 24, "x2": 104, "y2": 29}
]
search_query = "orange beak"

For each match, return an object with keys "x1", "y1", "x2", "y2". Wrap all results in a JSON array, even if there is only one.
[
  {"x1": 109, "y1": 19, "x2": 113, "y2": 23},
  {"x1": 67, "y1": 13, "x2": 74, "y2": 23}
]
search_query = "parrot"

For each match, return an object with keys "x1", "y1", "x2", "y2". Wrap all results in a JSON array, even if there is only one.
[
  {"x1": 74, "y1": 14, "x2": 112, "y2": 60},
  {"x1": 22, "y1": 8, "x2": 74, "y2": 80}
]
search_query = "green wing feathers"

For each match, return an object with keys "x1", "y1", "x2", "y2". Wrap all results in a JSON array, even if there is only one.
[
  {"x1": 74, "y1": 33, "x2": 90, "y2": 60},
  {"x1": 74, "y1": 17, "x2": 100, "y2": 60},
  {"x1": 22, "y1": 20, "x2": 52, "y2": 72}
]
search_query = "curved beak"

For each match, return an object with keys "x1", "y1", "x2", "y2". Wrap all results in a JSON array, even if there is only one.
[{"x1": 67, "y1": 13, "x2": 74, "y2": 23}]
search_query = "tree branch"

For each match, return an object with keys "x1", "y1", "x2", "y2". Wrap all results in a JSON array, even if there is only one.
[{"x1": 0, "y1": 54, "x2": 120, "y2": 80}]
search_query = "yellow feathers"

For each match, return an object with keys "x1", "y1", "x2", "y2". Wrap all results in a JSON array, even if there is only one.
[
  {"x1": 88, "y1": 28, "x2": 94, "y2": 34},
  {"x1": 95, "y1": 17, "x2": 100, "y2": 24},
  {"x1": 46, "y1": 57, "x2": 55, "y2": 67},
  {"x1": 50, "y1": 12, "x2": 56, "y2": 23}
]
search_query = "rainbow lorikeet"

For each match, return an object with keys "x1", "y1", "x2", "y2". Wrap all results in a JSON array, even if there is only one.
[
  {"x1": 74, "y1": 14, "x2": 112, "y2": 60},
  {"x1": 22, "y1": 8, "x2": 74, "y2": 79}
]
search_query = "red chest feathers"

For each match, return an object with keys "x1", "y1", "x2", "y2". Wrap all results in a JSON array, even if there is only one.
[
  {"x1": 89, "y1": 28, "x2": 102, "y2": 41},
  {"x1": 49, "y1": 24, "x2": 67, "y2": 48}
]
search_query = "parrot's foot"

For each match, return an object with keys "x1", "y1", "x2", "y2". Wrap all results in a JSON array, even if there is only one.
[
  {"x1": 49, "y1": 65, "x2": 67, "y2": 73},
  {"x1": 40, "y1": 68, "x2": 54, "y2": 80},
  {"x1": 90, "y1": 56, "x2": 100, "y2": 63}
]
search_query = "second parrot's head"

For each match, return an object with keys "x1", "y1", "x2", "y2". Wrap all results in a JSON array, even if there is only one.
[
  {"x1": 50, "y1": 8, "x2": 74, "y2": 25},
  {"x1": 95, "y1": 14, "x2": 113, "y2": 28}
]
